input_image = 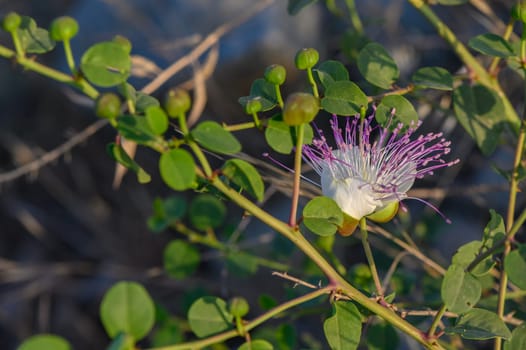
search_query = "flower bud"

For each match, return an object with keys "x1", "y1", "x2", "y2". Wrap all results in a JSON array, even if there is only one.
[
  {"x1": 264, "y1": 64, "x2": 286, "y2": 85},
  {"x1": 2, "y1": 12, "x2": 21, "y2": 33},
  {"x1": 49, "y1": 16, "x2": 79, "y2": 41},
  {"x1": 295, "y1": 48, "x2": 319, "y2": 70},
  {"x1": 229, "y1": 297, "x2": 249, "y2": 318},
  {"x1": 338, "y1": 213, "x2": 358, "y2": 236},
  {"x1": 367, "y1": 201, "x2": 399, "y2": 223},
  {"x1": 282, "y1": 92, "x2": 319, "y2": 126},
  {"x1": 512, "y1": 2, "x2": 526, "y2": 23},
  {"x1": 95, "y1": 92, "x2": 121, "y2": 120},
  {"x1": 244, "y1": 98, "x2": 262, "y2": 115},
  {"x1": 112, "y1": 35, "x2": 132, "y2": 54},
  {"x1": 164, "y1": 88, "x2": 191, "y2": 117}
]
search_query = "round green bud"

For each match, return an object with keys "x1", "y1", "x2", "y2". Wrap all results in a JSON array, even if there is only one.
[
  {"x1": 113, "y1": 35, "x2": 132, "y2": 54},
  {"x1": 282, "y1": 92, "x2": 319, "y2": 126},
  {"x1": 49, "y1": 16, "x2": 79, "y2": 41},
  {"x1": 367, "y1": 201, "x2": 399, "y2": 223},
  {"x1": 95, "y1": 92, "x2": 121, "y2": 119},
  {"x1": 164, "y1": 88, "x2": 191, "y2": 117},
  {"x1": 244, "y1": 98, "x2": 262, "y2": 115},
  {"x1": 264, "y1": 64, "x2": 287, "y2": 85},
  {"x1": 229, "y1": 297, "x2": 249, "y2": 318},
  {"x1": 512, "y1": 2, "x2": 526, "y2": 23},
  {"x1": 295, "y1": 48, "x2": 319, "y2": 70},
  {"x1": 2, "y1": 12, "x2": 21, "y2": 33}
]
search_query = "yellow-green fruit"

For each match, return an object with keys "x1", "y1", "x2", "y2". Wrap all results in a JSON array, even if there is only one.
[
  {"x1": 2, "y1": 12, "x2": 21, "y2": 33},
  {"x1": 164, "y1": 88, "x2": 191, "y2": 117},
  {"x1": 264, "y1": 64, "x2": 286, "y2": 85},
  {"x1": 295, "y1": 48, "x2": 319, "y2": 70},
  {"x1": 282, "y1": 92, "x2": 319, "y2": 126},
  {"x1": 49, "y1": 16, "x2": 79, "y2": 41},
  {"x1": 367, "y1": 201, "x2": 399, "y2": 223},
  {"x1": 95, "y1": 92, "x2": 121, "y2": 119},
  {"x1": 244, "y1": 98, "x2": 262, "y2": 115},
  {"x1": 229, "y1": 297, "x2": 249, "y2": 317}
]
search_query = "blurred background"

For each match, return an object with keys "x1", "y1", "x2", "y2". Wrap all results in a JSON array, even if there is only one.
[{"x1": 0, "y1": 0, "x2": 522, "y2": 349}]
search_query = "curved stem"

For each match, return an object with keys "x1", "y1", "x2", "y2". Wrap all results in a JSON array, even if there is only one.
[
  {"x1": 289, "y1": 123, "x2": 305, "y2": 227},
  {"x1": 274, "y1": 84, "x2": 284, "y2": 108},
  {"x1": 344, "y1": 0, "x2": 363, "y2": 33},
  {"x1": 359, "y1": 218, "x2": 383, "y2": 297},
  {"x1": 427, "y1": 304, "x2": 447, "y2": 338},
  {"x1": 147, "y1": 286, "x2": 332, "y2": 350},
  {"x1": 63, "y1": 39, "x2": 76, "y2": 73},
  {"x1": 177, "y1": 113, "x2": 213, "y2": 177},
  {"x1": 10, "y1": 30, "x2": 24, "y2": 57},
  {"x1": 306, "y1": 67, "x2": 319, "y2": 98}
]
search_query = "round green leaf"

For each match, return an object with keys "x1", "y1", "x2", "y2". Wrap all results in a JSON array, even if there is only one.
[
  {"x1": 221, "y1": 159, "x2": 264, "y2": 201},
  {"x1": 17, "y1": 17, "x2": 56, "y2": 54},
  {"x1": 357, "y1": 42, "x2": 399, "y2": 89},
  {"x1": 452, "y1": 240, "x2": 493, "y2": 276},
  {"x1": 303, "y1": 196, "x2": 344, "y2": 236},
  {"x1": 315, "y1": 60, "x2": 350, "y2": 89},
  {"x1": 468, "y1": 33, "x2": 514, "y2": 58},
  {"x1": 323, "y1": 301, "x2": 362, "y2": 350},
  {"x1": 504, "y1": 323, "x2": 526, "y2": 350},
  {"x1": 164, "y1": 240, "x2": 200, "y2": 279},
  {"x1": 135, "y1": 93, "x2": 160, "y2": 113},
  {"x1": 375, "y1": 95, "x2": 418, "y2": 129},
  {"x1": 453, "y1": 83, "x2": 506, "y2": 155},
  {"x1": 238, "y1": 78, "x2": 278, "y2": 112},
  {"x1": 17, "y1": 334, "x2": 71, "y2": 350},
  {"x1": 321, "y1": 81, "x2": 368, "y2": 116},
  {"x1": 411, "y1": 67, "x2": 453, "y2": 90},
  {"x1": 441, "y1": 264, "x2": 481, "y2": 314},
  {"x1": 191, "y1": 121, "x2": 241, "y2": 155},
  {"x1": 188, "y1": 296, "x2": 234, "y2": 338},
  {"x1": 446, "y1": 308, "x2": 511, "y2": 340},
  {"x1": 81, "y1": 41, "x2": 131, "y2": 87},
  {"x1": 116, "y1": 115, "x2": 159, "y2": 147},
  {"x1": 159, "y1": 149, "x2": 196, "y2": 191},
  {"x1": 238, "y1": 339, "x2": 274, "y2": 350},
  {"x1": 100, "y1": 281, "x2": 155, "y2": 341},
  {"x1": 189, "y1": 194, "x2": 226, "y2": 230},
  {"x1": 504, "y1": 245, "x2": 526, "y2": 290},
  {"x1": 145, "y1": 106, "x2": 169, "y2": 135},
  {"x1": 265, "y1": 114, "x2": 313, "y2": 154}
]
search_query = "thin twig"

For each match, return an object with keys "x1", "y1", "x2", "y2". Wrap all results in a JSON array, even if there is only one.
[{"x1": 272, "y1": 271, "x2": 318, "y2": 289}]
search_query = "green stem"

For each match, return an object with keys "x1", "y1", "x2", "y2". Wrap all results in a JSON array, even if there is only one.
[
  {"x1": 63, "y1": 39, "x2": 76, "y2": 73},
  {"x1": 344, "y1": 0, "x2": 364, "y2": 33},
  {"x1": 274, "y1": 84, "x2": 284, "y2": 108},
  {"x1": 359, "y1": 218, "x2": 383, "y2": 297},
  {"x1": 210, "y1": 176, "x2": 444, "y2": 350},
  {"x1": 223, "y1": 121, "x2": 257, "y2": 132},
  {"x1": 427, "y1": 304, "x2": 447, "y2": 338},
  {"x1": 177, "y1": 113, "x2": 213, "y2": 178},
  {"x1": 0, "y1": 44, "x2": 99, "y2": 99},
  {"x1": 147, "y1": 287, "x2": 331, "y2": 350},
  {"x1": 289, "y1": 123, "x2": 305, "y2": 227},
  {"x1": 10, "y1": 30, "x2": 24, "y2": 57},
  {"x1": 306, "y1": 67, "x2": 319, "y2": 98}
]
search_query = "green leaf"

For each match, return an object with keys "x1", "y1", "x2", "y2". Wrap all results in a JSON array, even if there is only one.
[
  {"x1": 323, "y1": 301, "x2": 362, "y2": 350},
  {"x1": 189, "y1": 194, "x2": 226, "y2": 230},
  {"x1": 276, "y1": 324, "x2": 297, "y2": 350},
  {"x1": 107, "y1": 333, "x2": 134, "y2": 350},
  {"x1": 17, "y1": 334, "x2": 71, "y2": 350},
  {"x1": 468, "y1": 33, "x2": 514, "y2": 58},
  {"x1": 452, "y1": 241, "x2": 493, "y2": 276},
  {"x1": 17, "y1": 17, "x2": 56, "y2": 54},
  {"x1": 222, "y1": 159, "x2": 264, "y2": 201},
  {"x1": 504, "y1": 244, "x2": 526, "y2": 290},
  {"x1": 148, "y1": 196, "x2": 187, "y2": 233},
  {"x1": 366, "y1": 322, "x2": 399, "y2": 350},
  {"x1": 238, "y1": 79, "x2": 278, "y2": 112},
  {"x1": 315, "y1": 60, "x2": 350, "y2": 89},
  {"x1": 287, "y1": 0, "x2": 318, "y2": 15},
  {"x1": 151, "y1": 318, "x2": 184, "y2": 347},
  {"x1": 303, "y1": 196, "x2": 343, "y2": 236},
  {"x1": 265, "y1": 114, "x2": 313, "y2": 154},
  {"x1": 107, "y1": 143, "x2": 151, "y2": 184},
  {"x1": 187, "y1": 296, "x2": 234, "y2": 338},
  {"x1": 238, "y1": 339, "x2": 274, "y2": 350},
  {"x1": 145, "y1": 106, "x2": 169, "y2": 135},
  {"x1": 411, "y1": 67, "x2": 453, "y2": 90},
  {"x1": 116, "y1": 115, "x2": 160, "y2": 147},
  {"x1": 483, "y1": 210, "x2": 506, "y2": 251},
  {"x1": 453, "y1": 83, "x2": 506, "y2": 155},
  {"x1": 321, "y1": 81, "x2": 368, "y2": 116},
  {"x1": 504, "y1": 323, "x2": 526, "y2": 350},
  {"x1": 446, "y1": 308, "x2": 511, "y2": 340},
  {"x1": 81, "y1": 41, "x2": 131, "y2": 87},
  {"x1": 375, "y1": 95, "x2": 418, "y2": 129},
  {"x1": 258, "y1": 294, "x2": 278, "y2": 310},
  {"x1": 226, "y1": 251, "x2": 258, "y2": 277},
  {"x1": 100, "y1": 281, "x2": 155, "y2": 341},
  {"x1": 357, "y1": 42, "x2": 399, "y2": 89},
  {"x1": 441, "y1": 264, "x2": 481, "y2": 314},
  {"x1": 191, "y1": 121, "x2": 241, "y2": 155},
  {"x1": 164, "y1": 240, "x2": 200, "y2": 279},
  {"x1": 437, "y1": 0, "x2": 468, "y2": 4},
  {"x1": 159, "y1": 149, "x2": 196, "y2": 191},
  {"x1": 135, "y1": 92, "x2": 160, "y2": 113}
]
